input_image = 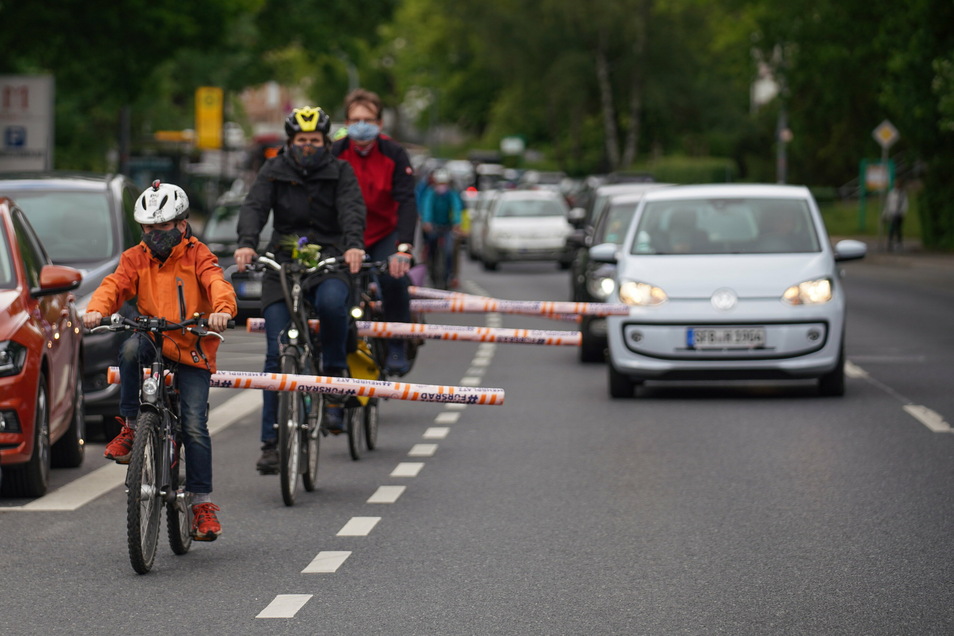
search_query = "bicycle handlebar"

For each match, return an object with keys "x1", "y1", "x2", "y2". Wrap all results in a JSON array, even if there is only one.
[{"x1": 91, "y1": 314, "x2": 234, "y2": 341}]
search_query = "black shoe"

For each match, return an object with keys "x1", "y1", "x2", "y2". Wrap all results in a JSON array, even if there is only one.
[
  {"x1": 256, "y1": 442, "x2": 278, "y2": 474},
  {"x1": 386, "y1": 342, "x2": 411, "y2": 375},
  {"x1": 325, "y1": 405, "x2": 347, "y2": 435}
]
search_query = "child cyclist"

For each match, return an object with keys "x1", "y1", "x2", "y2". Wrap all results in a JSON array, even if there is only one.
[{"x1": 82, "y1": 180, "x2": 237, "y2": 541}]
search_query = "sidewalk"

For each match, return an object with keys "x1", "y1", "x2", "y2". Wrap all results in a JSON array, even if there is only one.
[{"x1": 834, "y1": 235, "x2": 954, "y2": 286}]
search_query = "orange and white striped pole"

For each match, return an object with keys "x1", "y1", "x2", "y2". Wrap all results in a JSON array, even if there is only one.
[
  {"x1": 107, "y1": 367, "x2": 505, "y2": 405},
  {"x1": 245, "y1": 318, "x2": 581, "y2": 346}
]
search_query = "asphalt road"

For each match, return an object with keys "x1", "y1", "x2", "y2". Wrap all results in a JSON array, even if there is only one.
[{"x1": 1, "y1": 249, "x2": 953, "y2": 635}]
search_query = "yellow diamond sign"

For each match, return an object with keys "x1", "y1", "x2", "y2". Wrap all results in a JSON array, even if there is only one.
[{"x1": 872, "y1": 120, "x2": 899, "y2": 149}]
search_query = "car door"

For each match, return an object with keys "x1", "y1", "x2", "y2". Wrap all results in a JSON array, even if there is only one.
[{"x1": 11, "y1": 208, "x2": 73, "y2": 430}]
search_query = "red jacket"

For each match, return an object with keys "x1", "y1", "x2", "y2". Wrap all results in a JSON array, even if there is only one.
[
  {"x1": 88, "y1": 235, "x2": 237, "y2": 372},
  {"x1": 331, "y1": 135, "x2": 418, "y2": 249}
]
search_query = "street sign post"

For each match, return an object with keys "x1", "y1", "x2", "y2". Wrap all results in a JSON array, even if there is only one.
[{"x1": 0, "y1": 75, "x2": 54, "y2": 171}]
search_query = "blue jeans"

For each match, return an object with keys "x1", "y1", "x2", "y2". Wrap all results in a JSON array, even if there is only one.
[
  {"x1": 260, "y1": 276, "x2": 350, "y2": 443},
  {"x1": 119, "y1": 335, "x2": 213, "y2": 495}
]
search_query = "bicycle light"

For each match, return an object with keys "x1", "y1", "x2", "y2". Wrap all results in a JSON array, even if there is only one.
[
  {"x1": 350, "y1": 305, "x2": 364, "y2": 319},
  {"x1": 142, "y1": 376, "x2": 160, "y2": 403}
]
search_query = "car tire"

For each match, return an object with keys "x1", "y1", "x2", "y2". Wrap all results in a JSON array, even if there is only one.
[
  {"x1": 818, "y1": 344, "x2": 846, "y2": 397},
  {"x1": 2, "y1": 373, "x2": 51, "y2": 498},
  {"x1": 579, "y1": 326, "x2": 605, "y2": 363},
  {"x1": 608, "y1": 363, "x2": 636, "y2": 398},
  {"x1": 482, "y1": 259, "x2": 498, "y2": 271},
  {"x1": 51, "y1": 372, "x2": 86, "y2": 468},
  {"x1": 558, "y1": 260, "x2": 571, "y2": 270}
]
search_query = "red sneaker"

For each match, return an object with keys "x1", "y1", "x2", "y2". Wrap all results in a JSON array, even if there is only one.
[
  {"x1": 104, "y1": 422, "x2": 135, "y2": 464},
  {"x1": 191, "y1": 503, "x2": 222, "y2": 541}
]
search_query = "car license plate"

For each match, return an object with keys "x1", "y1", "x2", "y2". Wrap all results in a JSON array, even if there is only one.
[{"x1": 687, "y1": 327, "x2": 765, "y2": 349}]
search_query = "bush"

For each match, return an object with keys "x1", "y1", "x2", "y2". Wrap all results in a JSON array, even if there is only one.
[{"x1": 639, "y1": 156, "x2": 737, "y2": 184}]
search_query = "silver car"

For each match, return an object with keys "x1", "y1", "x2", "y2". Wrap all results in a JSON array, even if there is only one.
[
  {"x1": 597, "y1": 184, "x2": 867, "y2": 398},
  {"x1": 479, "y1": 189, "x2": 574, "y2": 270}
]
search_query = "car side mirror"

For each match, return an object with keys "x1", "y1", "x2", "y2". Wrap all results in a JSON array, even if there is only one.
[
  {"x1": 589, "y1": 242, "x2": 618, "y2": 264},
  {"x1": 33, "y1": 264, "x2": 82, "y2": 298},
  {"x1": 833, "y1": 239, "x2": 867, "y2": 262}
]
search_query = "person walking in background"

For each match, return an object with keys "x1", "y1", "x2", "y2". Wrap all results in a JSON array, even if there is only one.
[
  {"x1": 882, "y1": 177, "x2": 908, "y2": 251},
  {"x1": 332, "y1": 88, "x2": 418, "y2": 376}
]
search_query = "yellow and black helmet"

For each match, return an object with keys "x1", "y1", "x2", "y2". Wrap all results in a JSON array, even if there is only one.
[{"x1": 284, "y1": 106, "x2": 331, "y2": 138}]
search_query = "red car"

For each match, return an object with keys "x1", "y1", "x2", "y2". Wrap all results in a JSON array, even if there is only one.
[{"x1": 0, "y1": 196, "x2": 85, "y2": 497}]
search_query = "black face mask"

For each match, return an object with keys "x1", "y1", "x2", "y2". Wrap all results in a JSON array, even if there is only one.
[
  {"x1": 143, "y1": 227, "x2": 182, "y2": 261},
  {"x1": 289, "y1": 143, "x2": 326, "y2": 169}
]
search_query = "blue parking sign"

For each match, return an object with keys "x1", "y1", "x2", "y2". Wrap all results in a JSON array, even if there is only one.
[{"x1": 4, "y1": 126, "x2": 27, "y2": 148}]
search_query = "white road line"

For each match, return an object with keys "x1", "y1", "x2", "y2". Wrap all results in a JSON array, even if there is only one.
[
  {"x1": 1, "y1": 390, "x2": 260, "y2": 512},
  {"x1": 460, "y1": 377, "x2": 481, "y2": 386},
  {"x1": 391, "y1": 462, "x2": 424, "y2": 477},
  {"x1": 435, "y1": 411, "x2": 460, "y2": 424},
  {"x1": 302, "y1": 551, "x2": 352, "y2": 573},
  {"x1": 471, "y1": 357, "x2": 492, "y2": 367},
  {"x1": 466, "y1": 367, "x2": 485, "y2": 376},
  {"x1": 845, "y1": 361, "x2": 868, "y2": 378},
  {"x1": 445, "y1": 403, "x2": 467, "y2": 411},
  {"x1": 257, "y1": 594, "x2": 313, "y2": 618},
  {"x1": 424, "y1": 426, "x2": 450, "y2": 439},
  {"x1": 367, "y1": 485, "x2": 406, "y2": 504},
  {"x1": 903, "y1": 405, "x2": 952, "y2": 433},
  {"x1": 409, "y1": 443, "x2": 438, "y2": 457},
  {"x1": 337, "y1": 516, "x2": 381, "y2": 536}
]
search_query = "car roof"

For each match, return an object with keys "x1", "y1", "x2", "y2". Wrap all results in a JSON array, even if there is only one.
[
  {"x1": 497, "y1": 189, "x2": 565, "y2": 200},
  {"x1": 0, "y1": 171, "x2": 118, "y2": 191},
  {"x1": 641, "y1": 183, "x2": 812, "y2": 202},
  {"x1": 605, "y1": 184, "x2": 674, "y2": 204}
]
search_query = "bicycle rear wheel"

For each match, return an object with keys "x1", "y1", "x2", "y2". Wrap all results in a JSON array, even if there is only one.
[
  {"x1": 278, "y1": 353, "x2": 303, "y2": 506},
  {"x1": 347, "y1": 405, "x2": 364, "y2": 461},
  {"x1": 126, "y1": 413, "x2": 162, "y2": 574},
  {"x1": 166, "y1": 437, "x2": 192, "y2": 555},
  {"x1": 363, "y1": 398, "x2": 379, "y2": 451},
  {"x1": 302, "y1": 394, "x2": 322, "y2": 492}
]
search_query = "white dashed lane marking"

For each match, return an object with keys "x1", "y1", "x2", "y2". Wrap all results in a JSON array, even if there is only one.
[
  {"x1": 391, "y1": 462, "x2": 425, "y2": 477},
  {"x1": 367, "y1": 486, "x2": 406, "y2": 504},
  {"x1": 302, "y1": 551, "x2": 352, "y2": 573},
  {"x1": 337, "y1": 517, "x2": 381, "y2": 536},
  {"x1": 257, "y1": 595, "x2": 312, "y2": 618},
  {"x1": 424, "y1": 427, "x2": 450, "y2": 439},
  {"x1": 409, "y1": 444, "x2": 438, "y2": 457}
]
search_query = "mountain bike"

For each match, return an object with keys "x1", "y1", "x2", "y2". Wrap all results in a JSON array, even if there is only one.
[{"x1": 91, "y1": 313, "x2": 231, "y2": 574}]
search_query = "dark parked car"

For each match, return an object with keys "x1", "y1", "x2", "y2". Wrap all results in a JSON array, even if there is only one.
[
  {"x1": 0, "y1": 172, "x2": 143, "y2": 436},
  {"x1": 0, "y1": 197, "x2": 85, "y2": 497},
  {"x1": 570, "y1": 184, "x2": 671, "y2": 362},
  {"x1": 199, "y1": 190, "x2": 272, "y2": 321}
]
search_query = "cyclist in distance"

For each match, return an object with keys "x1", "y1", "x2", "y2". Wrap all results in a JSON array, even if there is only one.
[
  {"x1": 82, "y1": 181, "x2": 236, "y2": 541},
  {"x1": 331, "y1": 88, "x2": 418, "y2": 375},
  {"x1": 234, "y1": 105, "x2": 366, "y2": 474},
  {"x1": 419, "y1": 168, "x2": 463, "y2": 289}
]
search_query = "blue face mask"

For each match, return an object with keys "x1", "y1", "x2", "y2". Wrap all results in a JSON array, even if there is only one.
[{"x1": 348, "y1": 121, "x2": 380, "y2": 142}]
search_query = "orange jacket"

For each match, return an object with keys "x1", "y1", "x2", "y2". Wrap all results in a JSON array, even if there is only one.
[{"x1": 88, "y1": 235, "x2": 237, "y2": 372}]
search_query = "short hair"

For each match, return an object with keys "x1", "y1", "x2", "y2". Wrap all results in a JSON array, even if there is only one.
[{"x1": 344, "y1": 88, "x2": 383, "y2": 120}]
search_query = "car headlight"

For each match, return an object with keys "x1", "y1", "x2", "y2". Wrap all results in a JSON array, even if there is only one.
[
  {"x1": 618, "y1": 281, "x2": 668, "y2": 306},
  {"x1": 0, "y1": 341, "x2": 27, "y2": 377},
  {"x1": 586, "y1": 265, "x2": 617, "y2": 301},
  {"x1": 782, "y1": 278, "x2": 832, "y2": 305}
]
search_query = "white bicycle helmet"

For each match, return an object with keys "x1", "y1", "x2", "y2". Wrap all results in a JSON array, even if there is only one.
[{"x1": 134, "y1": 180, "x2": 190, "y2": 224}]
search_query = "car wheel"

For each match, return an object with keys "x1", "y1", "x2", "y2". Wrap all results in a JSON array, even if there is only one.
[
  {"x1": 818, "y1": 344, "x2": 846, "y2": 397},
  {"x1": 482, "y1": 259, "x2": 498, "y2": 271},
  {"x1": 558, "y1": 260, "x2": 572, "y2": 270},
  {"x1": 2, "y1": 373, "x2": 52, "y2": 497},
  {"x1": 52, "y1": 372, "x2": 86, "y2": 468},
  {"x1": 608, "y1": 364, "x2": 636, "y2": 398}
]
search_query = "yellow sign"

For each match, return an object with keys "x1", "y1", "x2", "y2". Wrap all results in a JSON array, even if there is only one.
[{"x1": 195, "y1": 87, "x2": 223, "y2": 150}]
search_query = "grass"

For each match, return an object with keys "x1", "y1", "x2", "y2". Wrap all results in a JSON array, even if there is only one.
[{"x1": 818, "y1": 196, "x2": 920, "y2": 238}]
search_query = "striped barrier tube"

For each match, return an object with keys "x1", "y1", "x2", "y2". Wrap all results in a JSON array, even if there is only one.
[
  {"x1": 408, "y1": 297, "x2": 630, "y2": 317},
  {"x1": 107, "y1": 367, "x2": 505, "y2": 405},
  {"x1": 245, "y1": 318, "x2": 582, "y2": 346}
]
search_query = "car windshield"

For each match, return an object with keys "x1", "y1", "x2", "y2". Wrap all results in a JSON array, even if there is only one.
[
  {"x1": 7, "y1": 190, "x2": 115, "y2": 263},
  {"x1": 630, "y1": 197, "x2": 821, "y2": 255},
  {"x1": 0, "y1": 225, "x2": 14, "y2": 288},
  {"x1": 596, "y1": 202, "x2": 638, "y2": 245},
  {"x1": 204, "y1": 204, "x2": 242, "y2": 242},
  {"x1": 495, "y1": 197, "x2": 567, "y2": 218}
]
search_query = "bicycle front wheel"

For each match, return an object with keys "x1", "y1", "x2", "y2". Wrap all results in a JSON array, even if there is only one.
[
  {"x1": 302, "y1": 394, "x2": 322, "y2": 492},
  {"x1": 278, "y1": 353, "x2": 303, "y2": 506},
  {"x1": 126, "y1": 413, "x2": 162, "y2": 574},
  {"x1": 166, "y1": 437, "x2": 192, "y2": 555},
  {"x1": 363, "y1": 398, "x2": 379, "y2": 451}
]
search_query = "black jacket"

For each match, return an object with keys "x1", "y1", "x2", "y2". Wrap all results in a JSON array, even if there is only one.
[{"x1": 238, "y1": 146, "x2": 366, "y2": 307}]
